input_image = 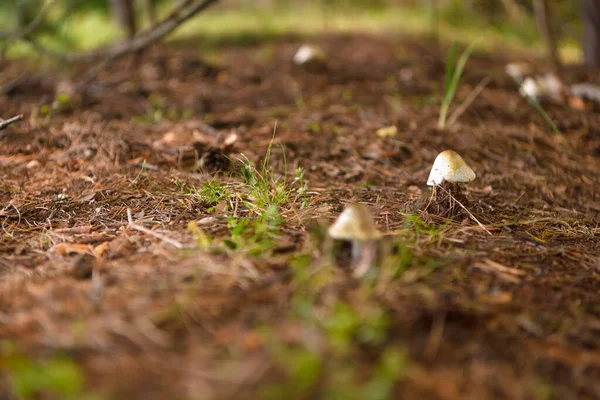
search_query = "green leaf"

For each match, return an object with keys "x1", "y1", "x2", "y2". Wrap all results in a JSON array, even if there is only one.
[
  {"x1": 443, "y1": 41, "x2": 458, "y2": 93},
  {"x1": 438, "y1": 38, "x2": 479, "y2": 129}
]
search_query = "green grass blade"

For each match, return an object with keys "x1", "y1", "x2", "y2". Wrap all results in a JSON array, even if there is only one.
[
  {"x1": 438, "y1": 39, "x2": 479, "y2": 129},
  {"x1": 443, "y1": 42, "x2": 457, "y2": 93}
]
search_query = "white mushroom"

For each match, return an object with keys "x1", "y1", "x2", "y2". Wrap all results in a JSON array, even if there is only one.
[
  {"x1": 293, "y1": 44, "x2": 327, "y2": 66},
  {"x1": 427, "y1": 150, "x2": 476, "y2": 186},
  {"x1": 328, "y1": 203, "x2": 380, "y2": 277},
  {"x1": 519, "y1": 76, "x2": 543, "y2": 101},
  {"x1": 505, "y1": 62, "x2": 533, "y2": 84},
  {"x1": 520, "y1": 74, "x2": 565, "y2": 103},
  {"x1": 542, "y1": 73, "x2": 564, "y2": 100},
  {"x1": 569, "y1": 83, "x2": 600, "y2": 104}
]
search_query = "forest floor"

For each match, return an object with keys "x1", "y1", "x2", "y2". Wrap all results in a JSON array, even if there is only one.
[{"x1": 1, "y1": 33, "x2": 600, "y2": 400}]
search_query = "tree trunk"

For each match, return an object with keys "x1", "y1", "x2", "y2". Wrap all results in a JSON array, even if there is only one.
[
  {"x1": 533, "y1": 0, "x2": 560, "y2": 70},
  {"x1": 582, "y1": 0, "x2": 600, "y2": 67},
  {"x1": 109, "y1": 0, "x2": 137, "y2": 40}
]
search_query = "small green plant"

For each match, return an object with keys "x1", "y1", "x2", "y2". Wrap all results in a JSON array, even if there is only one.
[
  {"x1": 171, "y1": 178, "x2": 188, "y2": 193},
  {"x1": 186, "y1": 128, "x2": 310, "y2": 256},
  {"x1": 293, "y1": 167, "x2": 309, "y2": 209},
  {"x1": 199, "y1": 178, "x2": 227, "y2": 206},
  {"x1": 130, "y1": 160, "x2": 149, "y2": 185},
  {"x1": 133, "y1": 93, "x2": 192, "y2": 125},
  {"x1": 437, "y1": 40, "x2": 478, "y2": 129},
  {"x1": 187, "y1": 220, "x2": 211, "y2": 248},
  {"x1": 237, "y1": 142, "x2": 291, "y2": 212},
  {"x1": 1, "y1": 348, "x2": 104, "y2": 400},
  {"x1": 223, "y1": 205, "x2": 282, "y2": 256},
  {"x1": 261, "y1": 294, "x2": 407, "y2": 400},
  {"x1": 401, "y1": 212, "x2": 451, "y2": 246}
]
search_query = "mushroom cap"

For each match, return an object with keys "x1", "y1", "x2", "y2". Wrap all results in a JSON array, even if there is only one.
[
  {"x1": 328, "y1": 203, "x2": 381, "y2": 241},
  {"x1": 426, "y1": 150, "x2": 476, "y2": 186},
  {"x1": 519, "y1": 76, "x2": 542, "y2": 101},
  {"x1": 505, "y1": 62, "x2": 533, "y2": 83},
  {"x1": 293, "y1": 44, "x2": 327, "y2": 65}
]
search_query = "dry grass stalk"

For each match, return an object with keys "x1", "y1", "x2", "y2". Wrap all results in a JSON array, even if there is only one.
[{"x1": 126, "y1": 208, "x2": 184, "y2": 249}]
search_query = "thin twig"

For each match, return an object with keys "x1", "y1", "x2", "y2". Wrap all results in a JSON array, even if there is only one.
[
  {"x1": 126, "y1": 208, "x2": 184, "y2": 249},
  {"x1": 435, "y1": 184, "x2": 492, "y2": 235},
  {"x1": 0, "y1": 72, "x2": 28, "y2": 95},
  {"x1": 0, "y1": 115, "x2": 23, "y2": 131},
  {"x1": 0, "y1": 0, "x2": 59, "y2": 39},
  {"x1": 447, "y1": 76, "x2": 491, "y2": 128},
  {"x1": 424, "y1": 312, "x2": 446, "y2": 360}
]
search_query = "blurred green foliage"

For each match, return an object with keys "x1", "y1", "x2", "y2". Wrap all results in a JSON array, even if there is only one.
[
  {"x1": 0, "y1": 342, "x2": 105, "y2": 400},
  {"x1": 0, "y1": 0, "x2": 586, "y2": 61}
]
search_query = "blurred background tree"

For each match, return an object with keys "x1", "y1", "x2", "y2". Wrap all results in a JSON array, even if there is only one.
[{"x1": 0, "y1": 0, "x2": 586, "y2": 65}]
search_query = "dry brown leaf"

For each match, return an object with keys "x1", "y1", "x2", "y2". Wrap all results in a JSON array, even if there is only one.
[{"x1": 50, "y1": 243, "x2": 92, "y2": 256}]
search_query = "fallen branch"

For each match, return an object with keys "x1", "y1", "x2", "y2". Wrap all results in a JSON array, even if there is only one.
[
  {"x1": 0, "y1": 115, "x2": 23, "y2": 131},
  {"x1": 126, "y1": 208, "x2": 184, "y2": 249},
  {"x1": 0, "y1": 72, "x2": 28, "y2": 96},
  {"x1": 0, "y1": 0, "x2": 59, "y2": 40},
  {"x1": 27, "y1": 0, "x2": 220, "y2": 64}
]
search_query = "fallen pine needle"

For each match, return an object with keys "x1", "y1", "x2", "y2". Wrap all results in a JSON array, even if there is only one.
[
  {"x1": 435, "y1": 184, "x2": 492, "y2": 235},
  {"x1": 126, "y1": 208, "x2": 184, "y2": 249}
]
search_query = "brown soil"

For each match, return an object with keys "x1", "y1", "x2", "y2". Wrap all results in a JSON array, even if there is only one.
[{"x1": 1, "y1": 34, "x2": 600, "y2": 400}]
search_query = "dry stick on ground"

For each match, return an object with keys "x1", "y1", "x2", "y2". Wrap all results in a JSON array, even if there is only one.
[
  {"x1": 0, "y1": 72, "x2": 28, "y2": 95},
  {"x1": 126, "y1": 208, "x2": 184, "y2": 249},
  {"x1": 0, "y1": 115, "x2": 23, "y2": 131},
  {"x1": 0, "y1": 0, "x2": 59, "y2": 39},
  {"x1": 0, "y1": 0, "x2": 63, "y2": 62},
  {"x1": 446, "y1": 76, "x2": 491, "y2": 128},
  {"x1": 26, "y1": 0, "x2": 219, "y2": 68}
]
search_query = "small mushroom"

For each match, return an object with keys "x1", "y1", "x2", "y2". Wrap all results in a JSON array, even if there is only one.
[
  {"x1": 328, "y1": 203, "x2": 381, "y2": 277},
  {"x1": 519, "y1": 76, "x2": 543, "y2": 102},
  {"x1": 519, "y1": 74, "x2": 565, "y2": 103},
  {"x1": 427, "y1": 150, "x2": 476, "y2": 186},
  {"x1": 569, "y1": 82, "x2": 600, "y2": 104},
  {"x1": 425, "y1": 150, "x2": 475, "y2": 217},
  {"x1": 505, "y1": 62, "x2": 533, "y2": 84},
  {"x1": 293, "y1": 44, "x2": 327, "y2": 71}
]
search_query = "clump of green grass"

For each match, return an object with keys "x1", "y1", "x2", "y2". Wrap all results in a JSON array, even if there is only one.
[
  {"x1": 181, "y1": 131, "x2": 310, "y2": 257},
  {"x1": 223, "y1": 205, "x2": 282, "y2": 256},
  {"x1": 0, "y1": 345, "x2": 104, "y2": 400},
  {"x1": 437, "y1": 40, "x2": 477, "y2": 129},
  {"x1": 258, "y1": 249, "x2": 409, "y2": 400}
]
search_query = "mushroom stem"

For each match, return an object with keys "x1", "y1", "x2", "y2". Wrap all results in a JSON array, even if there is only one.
[
  {"x1": 351, "y1": 240, "x2": 362, "y2": 265},
  {"x1": 352, "y1": 239, "x2": 377, "y2": 278}
]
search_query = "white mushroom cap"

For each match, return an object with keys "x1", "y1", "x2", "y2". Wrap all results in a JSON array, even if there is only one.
[
  {"x1": 426, "y1": 150, "x2": 476, "y2": 186},
  {"x1": 293, "y1": 44, "x2": 327, "y2": 66},
  {"x1": 328, "y1": 203, "x2": 381, "y2": 241},
  {"x1": 505, "y1": 62, "x2": 533, "y2": 83},
  {"x1": 519, "y1": 76, "x2": 542, "y2": 101},
  {"x1": 519, "y1": 74, "x2": 564, "y2": 102},
  {"x1": 541, "y1": 73, "x2": 564, "y2": 101}
]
